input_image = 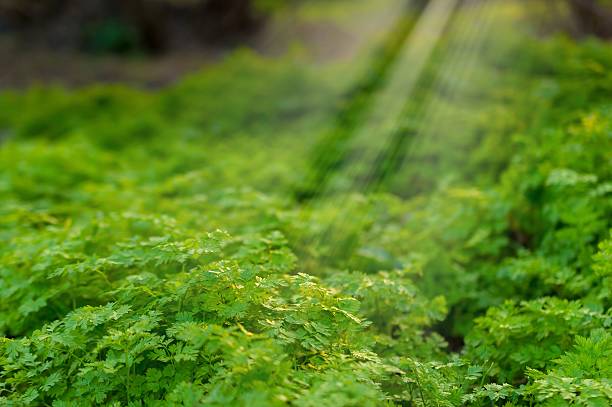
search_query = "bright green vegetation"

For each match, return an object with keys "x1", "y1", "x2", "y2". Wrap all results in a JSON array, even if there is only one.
[{"x1": 0, "y1": 4, "x2": 611, "y2": 407}]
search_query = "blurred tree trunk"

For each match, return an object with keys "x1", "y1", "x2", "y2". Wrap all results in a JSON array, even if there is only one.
[
  {"x1": 567, "y1": 0, "x2": 612, "y2": 38},
  {"x1": 120, "y1": 0, "x2": 167, "y2": 51}
]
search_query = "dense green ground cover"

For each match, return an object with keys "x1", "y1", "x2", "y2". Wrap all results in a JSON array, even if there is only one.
[{"x1": 0, "y1": 4, "x2": 611, "y2": 406}]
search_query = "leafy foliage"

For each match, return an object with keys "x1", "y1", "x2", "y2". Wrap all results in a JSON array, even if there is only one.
[{"x1": 0, "y1": 4, "x2": 611, "y2": 406}]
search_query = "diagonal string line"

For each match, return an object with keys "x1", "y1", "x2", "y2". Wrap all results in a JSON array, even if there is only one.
[
  {"x1": 363, "y1": 0, "x2": 493, "y2": 195},
  {"x1": 294, "y1": 0, "x2": 423, "y2": 203},
  {"x1": 326, "y1": 0, "x2": 461, "y2": 197},
  {"x1": 294, "y1": 0, "x2": 438, "y2": 256},
  {"x1": 386, "y1": 0, "x2": 498, "y2": 194},
  {"x1": 302, "y1": 0, "x2": 462, "y2": 262},
  {"x1": 317, "y1": 0, "x2": 497, "y2": 263}
]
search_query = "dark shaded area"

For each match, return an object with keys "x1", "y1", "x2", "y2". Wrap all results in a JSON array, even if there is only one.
[
  {"x1": 567, "y1": 0, "x2": 612, "y2": 39},
  {"x1": 0, "y1": 0, "x2": 264, "y2": 54}
]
